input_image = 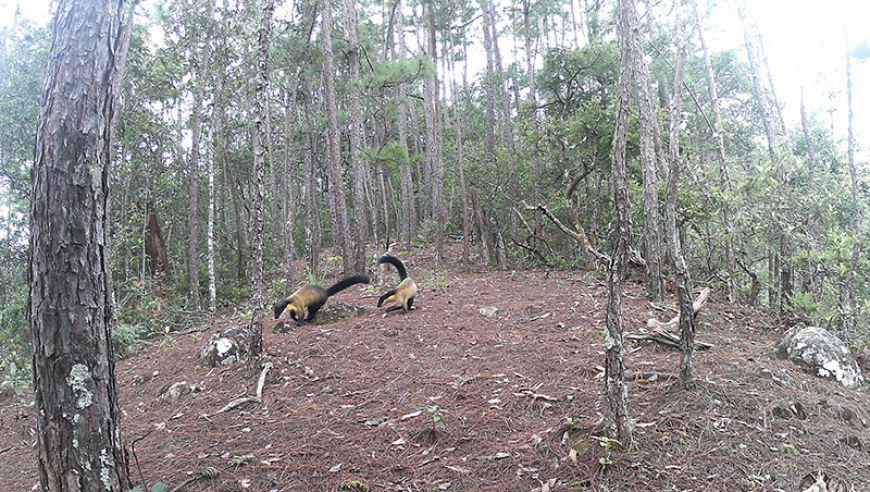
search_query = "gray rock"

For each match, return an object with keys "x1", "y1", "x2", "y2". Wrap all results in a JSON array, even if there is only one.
[
  {"x1": 777, "y1": 325, "x2": 863, "y2": 388},
  {"x1": 200, "y1": 326, "x2": 248, "y2": 368}
]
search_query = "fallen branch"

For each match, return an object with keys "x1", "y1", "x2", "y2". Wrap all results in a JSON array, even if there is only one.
[
  {"x1": 646, "y1": 287, "x2": 709, "y2": 331},
  {"x1": 203, "y1": 362, "x2": 272, "y2": 417},
  {"x1": 626, "y1": 287, "x2": 713, "y2": 350},
  {"x1": 626, "y1": 328, "x2": 713, "y2": 350}
]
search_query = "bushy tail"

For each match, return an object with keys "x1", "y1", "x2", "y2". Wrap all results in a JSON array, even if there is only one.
[
  {"x1": 377, "y1": 255, "x2": 408, "y2": 280},
  {"x1": 325, "y1": 274, "x2": 370, "y2": 297}
]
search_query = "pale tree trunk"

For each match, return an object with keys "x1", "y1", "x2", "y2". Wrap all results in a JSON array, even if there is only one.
[
  {"x1": 488, "y1": 0, "x2": 517, "y2": 244},
  {"x1": 799, "y1": 84, "x2": 816, "y2": 294},
  {"x1": 755, "y1": 24, "x2": 794, "y2": 310},
  {"x1": 425, "y1": 1, "x2": 445, "y2": 265},
  {"x1": 479, "y1": 0, "x2": 499, "y2": 266},
  {"x1": 481, "y1": 0, "x2": 496, "y2": 169},
  {"x1": 604, "y1": 0, "x2": 636, "y2": 447},
  {"x1": 756, "y1": 25, "x2": 788, "y2": 140},
  {"x1": 249, "y1": 0, "x2": 274, "y2": 363},
  {"x1": 628, "y1": 0, "x2": 664, "y2": 302},
  {"x1": 523, "y1": 1, "x2": 543, "y2": 236},
  {"x1": 737, "y1": 0, "x2": 783, "y2": 310},
  {"x1": 187, "y1": 0, "x2": 215, "y2": 312},
  {"x1": 736, "y1": 0, "x2": 782, "y2": 158},
  {"x1": 447, "y1": 31, "x2": 470, "y2": 268},
  {"x1": 394, "y1": 0, "x2": 416, "y2": 251},
  {"x1": 664, "y1": 4, "x2": 696, "y2": 391},
  {"x1": 29, "y1": 0, "x2": 132, "y2": 488},
  {"x1": 267, "y1": 89, "x2": 281, "y2": 264},
  {"x1": 643, "y1": 1, "x2": 670, "y2": 110},
  {"x1": 207, "y1": 131, "x2": 217, "y2": 312},
  {"x1": 304, "y1": 104, "x2": 321, "y2": 274},
  {"x1": 344, "y1": 0, "x2": 367, "y2": 273},
  {"x1": 322, "y1": 0, "x2": 352, "y2": 267},
  {"x1": 800, "y1": 85, "x2": 817, "y2": 183},
  {"x1": 283, "y1": 93, "x2": 297, "y2": 292},
  {"x1": 843, "y1": 50, "x2": 860, "y2": 330},
  {"x1": 201, "y1": 2, "x2": 216, "y2": 313},
  {"x1": 694, "y1": 4, "x2": 735, "y2": 300}
]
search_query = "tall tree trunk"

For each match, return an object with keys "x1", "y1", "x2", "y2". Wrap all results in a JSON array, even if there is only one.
[
  {"x1": 694, "y1": 4, "x2": 735, "y2": 300},
  {"x1": 488, "y1": 0, "x2": 517, "y2": 245},
  {"x1": 29, "y1": 0, "x2": 133, "y2": 489},
  {"x1": 321, "y1": 0, "x2": 352, "y2": 267},
  {"x1": 481, "y1": 0, "x2": 496, "y2": 170},
  {"x1": 186, "y1": 0, "x2": 215, "y2": 312},
  {"x1": 304, "y1": 103, "x2": 321, "y2": 274},
  {"x1": 523, "y1": 0, "x2": 543, "y2": 237},
  {"x1": 755, "y1": 25, "x2": 788, "y2": 141},
  {"x1": 283, "y1": 93, "x2": 297, "y2": 293},
  {"x1": 800, "y1": 85, "x2": 817, "y2": 184},
  {"x1": 448, "y1": 30, "x2": 470, "y2": 268},
  {"x1": 201, "y1": 2, "x2": 216, "y2": 313},
  {"x1": 604, "y1": 0, "x2": 636, "y2": 447},
  {"x1": 207, "y1": 134, "x2": 217, "y2": 312},
  {"x1": 643, "y1": 1, "x2": 670, "y2": 110},
  {"x1": 736, "y1": 0, "x2": 782, "y2": 157},
  {"x1": 249, "y1": 0, "x2": 274, "y2": 363},
  {"x1": 799, "y1": 84, "x2": 816, "y2": 295},
  {"x1": 267, "y1": 89, "x2": 280, "y2": 266},
  {"x1": 394, "y1": 0, "x2": 416, "y2": 251},
  {"x1": 737, "y1": 0, "x2": 782, "y2": 310},
  {"x1": 344, "y1": 0, "x2": 367, "y2": 273},
  {"x1": 843, "y1": 49, "x2": 860, "y2": 329},
  {"x1": 628, "y1": 0, "x2": 664, "y2": 302},
  {"x1": 664, "y1": 4, "x2": 696, "y2": 391},
  {"x1": 425, "y1": 0, "x2": 445, "y2": 265}
]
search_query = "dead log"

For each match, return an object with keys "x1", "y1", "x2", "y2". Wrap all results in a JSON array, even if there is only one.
[
  {"x1": 626, "y1": 287, "x2": 712, "y2": 350},
  {"x1": 647, "y1": 286, "x2": 709, "y2": 331}
]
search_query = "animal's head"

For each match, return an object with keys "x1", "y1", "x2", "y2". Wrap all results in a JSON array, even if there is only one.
[{"x1": 272, "y1": 299, "x2": 290, "y2": 319}]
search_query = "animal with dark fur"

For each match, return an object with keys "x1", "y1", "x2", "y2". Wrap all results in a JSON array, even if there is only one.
[{"x1": 273, "y1": 274, "x2": 370, "y2": 326}]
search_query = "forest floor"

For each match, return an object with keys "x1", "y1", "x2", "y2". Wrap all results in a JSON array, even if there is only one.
[{"x1": 3, "y1": 246, "x2": 870, "y2": 492}]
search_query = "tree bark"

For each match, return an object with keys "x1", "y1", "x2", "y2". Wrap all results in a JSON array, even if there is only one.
[
  {"x1": 282, "y1": 93, "x2": 297, "y2": 293},
  {"x1": 303, "y1": 103, "x2": 321, "y2": 274},
  {"x1": 488, "y1": 0, "x2": 518, "y2": 245},
  {"x1": 248, "y1": 0, "x2": 274, "y2": 363},
  {"x1": 344, "y1": 0, "x2": 367, "y2": 273},
  {"x1": 425, "y1": 0, "x2": 445, "y2": 265},
  {"x1": 186, "y1": 0, "x2": 215, "y2": 312},
  {"x1": 522, "y1": 1, "x2": 543, "y2": 238},
  {"x1": 394, "y1": 0, "x2": 416, "y2": 251},
  {"x1": 627, "y1": 0, "x2": 664, "y2": 302},
  {"x1": 145, "y1": 205, "x2": 170, "y2": 279},
  {"x1": 604, "y1": 0, "x2": 636, "y2": 446},
  {"x1": 447, "y1": 29, "x2": 470, "y2": 269},
  {"x1": 843, "y1": 50, "x2": 860, "y2": 329},
  {"x1": 321, "y1": 0, "x2": 352, "y2": 268},
  {"x1": 664, "y1": 4, "x2": 696, "y2": 391},
  {"x1": 29, "y1": 0, "x2": 132, "y2": 488}
]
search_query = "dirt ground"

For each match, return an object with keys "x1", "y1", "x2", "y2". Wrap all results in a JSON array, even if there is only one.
[{"x1": 3, "y1": 247, "x2": 870, "y2": 492}]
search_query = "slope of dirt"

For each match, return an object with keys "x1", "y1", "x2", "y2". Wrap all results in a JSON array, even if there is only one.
[{"x1": 3, "y1": 248, "x2": 870, "y2": 492}]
